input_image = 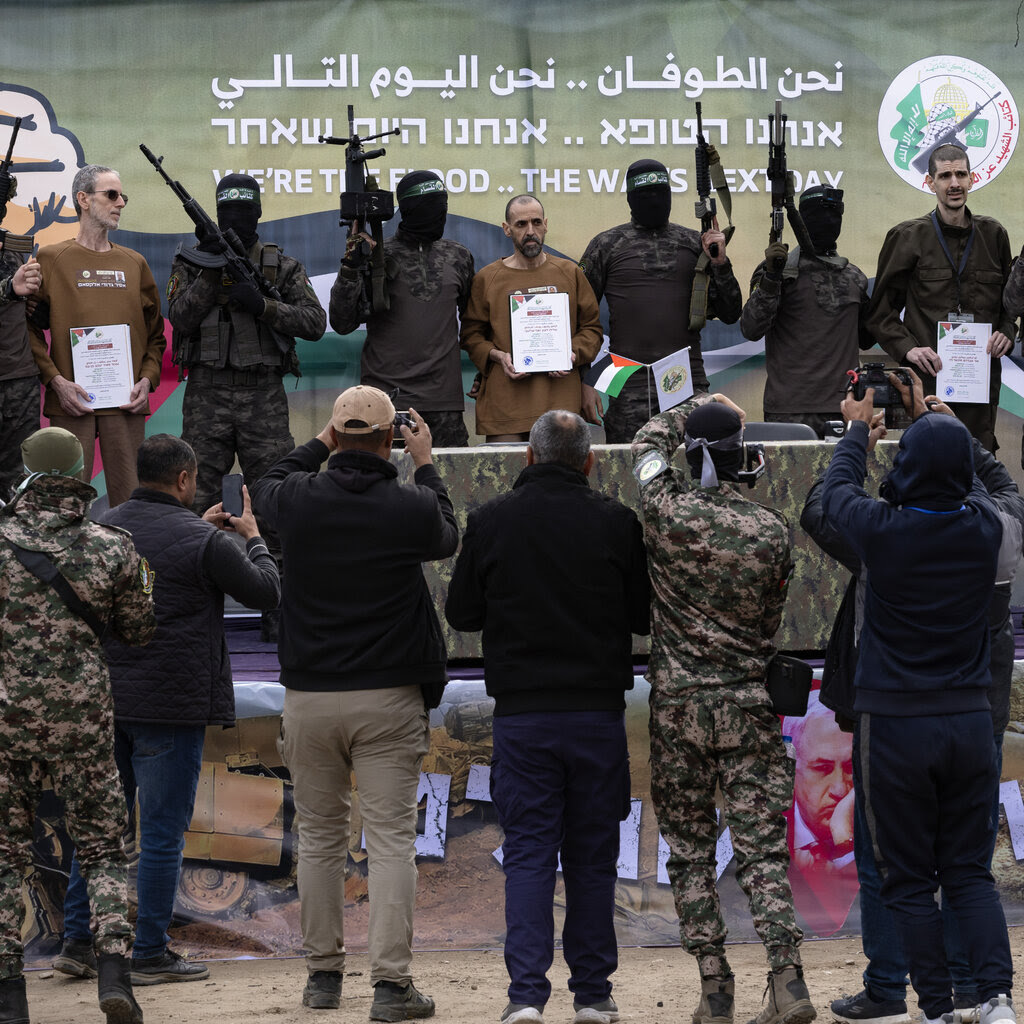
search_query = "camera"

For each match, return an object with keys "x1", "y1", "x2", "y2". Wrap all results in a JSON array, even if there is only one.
[
  {"x1": 845, "y1": 362, "x2": 913, "y2": 428},
  {"x1": 339, "y1": 188, "x2": 395, "y2": 224},
  {"x1": 393, "y1": 411, "x2": 414, "y2": 430}
]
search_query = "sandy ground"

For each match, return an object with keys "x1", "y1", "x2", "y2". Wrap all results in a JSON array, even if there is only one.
[{"x1": 20, "y1": 931, "x2": 1024, "y2": 1024}]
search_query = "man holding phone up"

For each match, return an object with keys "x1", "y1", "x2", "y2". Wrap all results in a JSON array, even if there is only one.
[{"x1": 55, "y1": 434, "x2": 280, "y2": 986}]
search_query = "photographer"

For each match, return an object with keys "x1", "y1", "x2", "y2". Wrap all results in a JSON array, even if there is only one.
[{"x1": 250, "y1": 385, "x2": 456, "y2": 1019}]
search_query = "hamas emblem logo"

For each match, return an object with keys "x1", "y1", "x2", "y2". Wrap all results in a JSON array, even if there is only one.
[{"x1": 877, "y1": 55, "x2": 1018, "y2": 192}]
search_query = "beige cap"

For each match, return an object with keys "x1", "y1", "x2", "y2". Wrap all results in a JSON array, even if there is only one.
[{"x1": 331, "y1": 385, "x2": 396, "y2": 434}]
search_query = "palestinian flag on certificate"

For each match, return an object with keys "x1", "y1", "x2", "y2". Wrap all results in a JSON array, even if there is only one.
[{"x1": 584, "y1": 352, "x2": 645, "y2": 396}]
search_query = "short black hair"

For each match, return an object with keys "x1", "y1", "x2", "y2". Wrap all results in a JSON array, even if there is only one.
[
  {"x1": 136, "y1": 434, "x2": 197, "y2": 486},
  {"x1": 504, "y1": 194, "x2": 544, "y2": 223},
  {"x1": 928, "y1": 143, "x2": 970, "y2": 178}
]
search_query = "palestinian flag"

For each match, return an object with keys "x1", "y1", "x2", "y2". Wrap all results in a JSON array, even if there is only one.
[{"x1": 584, "y1": 352, "x2": 644, "y2": 396}]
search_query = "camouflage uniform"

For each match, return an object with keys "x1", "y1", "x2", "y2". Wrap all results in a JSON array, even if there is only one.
[
  {"x1": 740, "y1": 250, "x2": 872, "y2": 438},
  {"x1": 0, "y1": 250, "x2": 40, "y2": 500},
  {"x1": 330, "y1": 232, "x2": 475, "y2": 448},
  {"x1": 166, "y1": 240, "x2": 326, "y2": 517},
  {"x1": 0, "y1": 474, "x2": 155, "y2": 978},
  {"x1": 580, "y1": 221, "x2": 742, "y2": 443},
  {"x1": 631, "y1": 397, "x2": 803, "y2": 979}
]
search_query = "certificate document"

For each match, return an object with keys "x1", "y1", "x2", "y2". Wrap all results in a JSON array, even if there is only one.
[
  {"x1": 70, "y1": 324, "x2": 134, "y2": 409},
  {"x1": 935, "y1": 320, "x2": 991, "y2": 404},
  {"x1": 509, "y1": 292, "x2": 572, "y2": 373}
]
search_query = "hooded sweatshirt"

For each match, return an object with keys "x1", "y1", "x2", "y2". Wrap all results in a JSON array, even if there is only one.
[{"x1": 820, "y1": 414, "x2": 1001, "y2": 716}]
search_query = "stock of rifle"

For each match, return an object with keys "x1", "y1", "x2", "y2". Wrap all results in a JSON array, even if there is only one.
[
  {"x1": 319, "y1": 104, "x2": 399, "y2": 315},
  {"x1": 693, "y1": 102, "x2": 718, "y2": 259},
  {"x1": 139, "y1": 143, "x2": 281, "y2": 303},
  {"x1": 0, "y1": 117, "x2": 35, "y2": 256},
  {"x1": 765, "y1": 100, "x2": 817, "y2": 258}
]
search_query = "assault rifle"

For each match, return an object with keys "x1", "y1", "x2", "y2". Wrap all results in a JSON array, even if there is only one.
[
  {"x1": 765, "y1": 100, "x2": 816, "y2": 257},
  {"x1": 694, "y1": 103, "x2": 719, "y2": 259},
  {"x1": 910, "y1": 92, "x2": 1000, "y2": 175},
  {"x1": 139, "y1": 143, "x2": 281, "y2": 302},
  {"x1": 0, "y1": 117, "x2": 34, "y2": 255},
  {"x1": 319, "y1": 105, "x2": 399, "y2": 315}
]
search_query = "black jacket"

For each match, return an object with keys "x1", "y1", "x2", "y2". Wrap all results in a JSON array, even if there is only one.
[
  {"x1": 102, "y1": 488, "x2": 280, "y2": 726},
  {"x1": 251, "y1": 441, "x2": 458, "y2": 691},
  {"x1": 445, "y1": 461, "x2": 650, "y2": 715}
]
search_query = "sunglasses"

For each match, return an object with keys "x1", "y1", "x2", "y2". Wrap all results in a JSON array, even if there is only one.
[{"x1": 84, "y1": 189, "x2": 128, "y2": 205}]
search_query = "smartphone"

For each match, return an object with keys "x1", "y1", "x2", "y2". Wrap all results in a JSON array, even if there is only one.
[{"x1": 222, "y1": 473, "x2": 244, "y2": 518}]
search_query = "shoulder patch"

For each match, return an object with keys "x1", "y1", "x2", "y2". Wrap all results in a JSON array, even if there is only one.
[
  {"x1": 139, "y1": 557, "x2": 155, "y2": 595},
  {"x1": 166, "y1": 273, "x2": 180, "y2": 300},
  {"x1": 634, "y1": 451, "x2": 669, "y2": 487}
]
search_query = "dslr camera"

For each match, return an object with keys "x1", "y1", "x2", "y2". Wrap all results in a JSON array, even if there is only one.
[{"x1": 845, "y1": 362, "x2": 913, "y2": 428}]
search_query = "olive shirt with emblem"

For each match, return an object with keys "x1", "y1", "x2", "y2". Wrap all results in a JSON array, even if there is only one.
[{"x1": 29, "y1": 239, "x2": 166, "y2": 418}]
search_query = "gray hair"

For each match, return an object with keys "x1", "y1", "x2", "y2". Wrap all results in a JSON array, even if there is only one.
[
  {"x1": 528, "y1": 410, "x2": 590, "y2": 471},
  {"x1": 504, "y1": 193, "x2": 544, "y2": 223},
  {"x1": 71, "y1": 164, "x2": 118, "y2": 216}
]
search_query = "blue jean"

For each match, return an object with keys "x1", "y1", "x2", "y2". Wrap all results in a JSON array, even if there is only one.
[
  {"x1": 854, "y1": 723, "x2": 1005, "y2": 1002},
  {"x1": 490, "y1": 710, "x2": 630, "y2": 1008},
  {"x1": 63, "y1": 722, "x2": 205, "y2": 958}
]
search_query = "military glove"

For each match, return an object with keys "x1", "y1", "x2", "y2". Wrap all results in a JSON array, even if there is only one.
[
  {"x1": 764, "y1": 241, "x2": 789, "y2": 278},
  {"x1": 226, "y1": 283, "x2": 265, "y2": 317}
]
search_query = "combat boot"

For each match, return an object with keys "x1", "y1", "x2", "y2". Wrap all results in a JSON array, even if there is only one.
[
  {"x1": 0, "y1": 976, "x2": 29, "y2": 1024},
  {"x1": 693, "y1": 975, "x2": 735, "y2": 1024},
  {"x1": 748, "y1": 966, "x2": 816, "y2": 1024},
  {"x1": 97, "y1": 953, "x2": 143, "y2": 1024}
]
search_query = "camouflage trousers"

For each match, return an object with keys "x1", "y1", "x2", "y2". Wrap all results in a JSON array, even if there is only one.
[
  {"x1": 182, "y1": 375, "x2": 295, "y2": 562},
  {"x1": 0, "y1": 376, "x2": 40, "y2": 502},
  {"x1": 421, "y1": 410, "x2": 469, "y2": 449},
  {"x1": 649, "y1": 691, "x2": 802, "y2": 979},
  {"x1": 0, "y1": 752, "x2": 131, "y2": 978}
]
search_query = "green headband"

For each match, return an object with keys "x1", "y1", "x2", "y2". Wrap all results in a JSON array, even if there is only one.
[
  {"x1": 216, "y1": 186, "x2": 260, "y2": 205},
  {"x1": 398, "y1": 179, "x2": 447, "y2": 200},
  {"x1": 626, "y1": 170, "x2": 669, "y2": 192}
]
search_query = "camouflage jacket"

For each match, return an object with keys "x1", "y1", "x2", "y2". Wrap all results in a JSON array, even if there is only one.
[
  {"x1": 0, "y1": 248, "x2": 21, "y2": 307},
  {"x1": 1004, "y1": 250, "x2": 1024, "y2": 319},
  {"x1": 631, "y1": 397, "x2": 793, "y2": 703},
  {"x1": 166, "y1": 237, "x2": 325, "y2": 371},
  {"x1": 0, "y1": 475, "x2": 156, "y2": 760}
]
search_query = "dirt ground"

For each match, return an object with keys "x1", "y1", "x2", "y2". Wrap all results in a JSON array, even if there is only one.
[{"x1": 21, "y1": 930, "x2": 1024, "y2": 1024}]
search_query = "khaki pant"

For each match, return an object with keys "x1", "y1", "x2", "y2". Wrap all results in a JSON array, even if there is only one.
[
  {"x1": 50, "y1": 411, "x2": 145, "y2": 508},
  {"x1": 281, "y1": 685, "x2": 430, "y2": 983}
]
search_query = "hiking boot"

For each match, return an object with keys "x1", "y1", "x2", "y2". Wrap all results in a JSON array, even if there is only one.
[
  {"x1": 500, "y1": 1005, "x2": 544, "y2": 1024},
  {"x1": 979, "y1": 996, "x2": 1016, "y2": 1024},
  {"x1": 97, "y1": 953, "x2": 144, "y2": 1024},
  {"x1": 302, "y1": 970, "x2": 342, "y2": 1009},
  {"x1": 694, "y1": 975, "x2": 735, "y2": 1024},
  {"x1": 130, "y1": 948, "x2": 209, "y2": 985},
  {"x1": 54, "y1": 938, "x2": 98, "y2": 979},
  {"x1": 831, "y1": 989, "x2": 911, "y2": 1024},
  {"x1": 0, "y1": 976, "x2": 29, "y2": 1024},
  {"x1": 749, "y1": 966, "x2": 817, "y2": 1024},
  {"x1": 573, "y1": 996, "x2": 620, "y2": 1023},
  {"x1": 370, "y1": 980, "x2": 435, "y2": 1021}
]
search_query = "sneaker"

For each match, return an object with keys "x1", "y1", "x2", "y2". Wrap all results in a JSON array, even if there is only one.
[
  {"x1": 573, "y1": 996, "x2": 620, "y2": 1023},
  {"x1": 954, "y1": 993, "x2": 981, "y2": 1024},
  {"x1": 500, "y1": 1005, "x2": 545, "y2": 1024},
  {"x1": 749, "y1": 966, "x2": 817, "y2": 1024},
  {"x1": 979, "y1": 996, "x2": 1016, "y2": 1024},
  {"x1": 831, "y1": 989, "x2": 911, "y2": 1024},
  {"x1": 370, "y1": 980, "x2": 435, "y2": 1021},
  {"x1": 130, "y1": 948, "x2": 210, "y2": 985},
  {"x1": 54, "y1": 938, "x2": 98, "y2": 979},
  {"x1": 694, "y1": 976, "x2": 736, "y2": 1024},
  {"x1": 302, "y1": 970, "x2": 342, "y2": 1010}
]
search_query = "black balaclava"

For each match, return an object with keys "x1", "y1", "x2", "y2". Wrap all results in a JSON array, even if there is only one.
[
  {"x1": 216, "y1": 173, "x2": 262, "y2": 248},
  {"x1": 626, "y1": 159, "x2": 671, "y2": 229},
  {"x1": 684, "y1": 402, "x2": 744, "y2": 486},
  {"x1": 799, "y1": 186, "x2": 844, "y2": 255},
  {"x1": 397, "y1": 171, "x2": 448, "y2": 243}
]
